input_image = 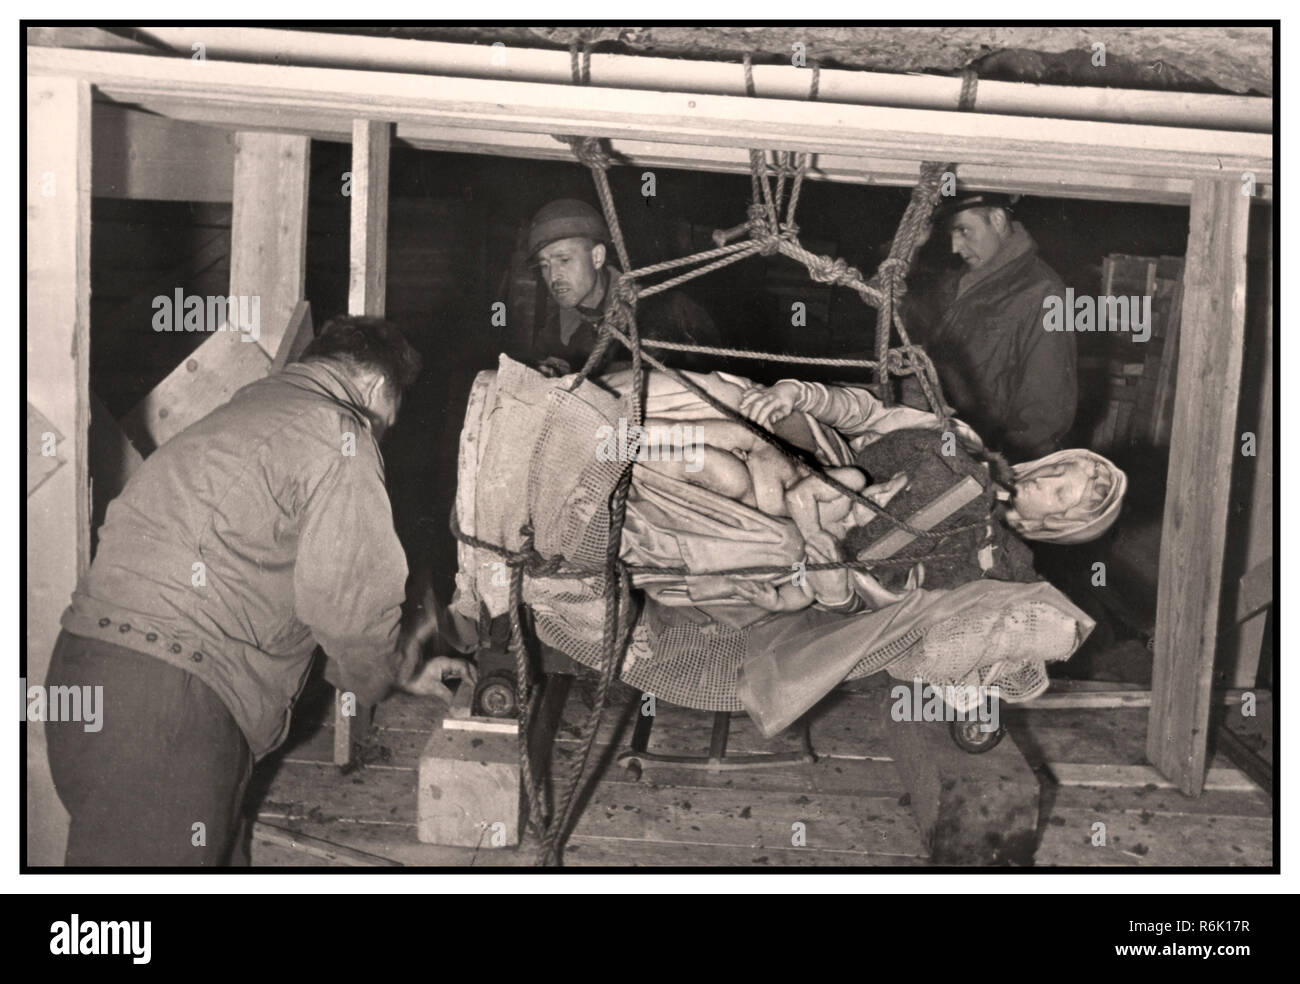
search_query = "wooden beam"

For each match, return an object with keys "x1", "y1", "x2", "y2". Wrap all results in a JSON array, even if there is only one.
[
  {"x1": 92, "y1": 103, "x2": 235, "y2": 202},
  {"x1": 348, "y1": 120, "x2": 392, "y2": 317},
  {"x1": 1147, "y1": 178, "x2": 1250, "y2": 795},
  {"x1": 123, "y1": 27, "x2": 1274, "y2": 133},
  {"x1": 1049, "y1": 763, "x2": 1257, "y2": 793},
  {"x1": 29, "y1": 47, "x2": 1272, "y2": 188},
  {"x1": 229, "y1": 131, "x2": 310, "y2": 360},
  {"x1": 333, "y1": 120, "x2": 393, "y2": 765},
  {"x1": 1228, "y1": 220, "x2": 1273, "y2": 686},
  {"x1": 119, "y1": 329, "x2": 271, "y2": 455},
  {"x1": 93, "y1": 101, "x2": 1228, "y2": 205},
  {"x1": 1021, "y1": 687, "x2": 1268, "y2": 711},
  {"x1": 26, "y1": 75, "x2": 92, "y2": 866}
]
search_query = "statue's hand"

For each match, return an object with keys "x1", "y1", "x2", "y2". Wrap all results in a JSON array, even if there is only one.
[{"x1": 739, "y1": 381, "x2": 801, "y2": 427}]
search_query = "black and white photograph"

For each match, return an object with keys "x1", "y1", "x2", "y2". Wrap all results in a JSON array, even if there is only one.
[{"x1": 18, "y1": 16, "x2": 1280, "y2": 898}]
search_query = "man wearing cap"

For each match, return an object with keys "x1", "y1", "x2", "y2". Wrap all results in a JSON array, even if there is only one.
[
  {"x1": 526, "y1": 198, "x2": 720, "y2": 376},
  {"x1": 904, "y1": 192, "x2": 1077, "y2": 463}
]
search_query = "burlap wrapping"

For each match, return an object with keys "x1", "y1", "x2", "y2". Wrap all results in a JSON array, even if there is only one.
[{"x1": 453, "y1": 358, "x2": 1085, "y2": 717}]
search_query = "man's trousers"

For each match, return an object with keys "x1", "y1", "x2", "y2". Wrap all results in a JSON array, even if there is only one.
[{"x1": 45, "y1": 630, "x2": 254, "y2": 867}]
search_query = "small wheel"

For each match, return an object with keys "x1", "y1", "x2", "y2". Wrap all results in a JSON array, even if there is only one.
[
  {"x1": 473, "y1": 669, "x2": 519, "y2": 718},
  {"x1": 950, "y1": 716, "x2": 1005, "y2": 754}
]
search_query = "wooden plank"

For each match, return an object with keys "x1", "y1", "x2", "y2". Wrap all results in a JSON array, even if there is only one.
[
  {"x1": 29, "y1": 48, "x2": 1273, "y2": 187},
  {"x1": 251, "y1": 820, "x2": 403, "y2": 866},
  {"x1": 1037, "y1": 810, "x2": 1271, "y2": 867},
  {"x1": 1148, "y1": 178, "x2": 1251, "y2": 795},
  {"x1": 1014, "y1": 687, "x2": 1268, "y2": 711},
  {"x1": 348, "y1": 119, "x2": 391, "y2": 317},
  {"x1": 92, "y1": 103, "x2": 235, "y2": 202},
  {"x1": 122, "y1": 105, "x2": 1232, "y2": 206},
  {"x1": 229, "y1": 131, "x2": 310, "y2": 360},
  {"x1": 1048, "y1": 781, "x2": 1272, "y2": 820},
  {"x1": 26, "y1": 75, "x2": 92, "y2": 866},
  {"x1": 1228, "y1": 222, "x2": 1273, "y2": 686},
  {"x1": 568, "y1": 781, "x2": 926, "y2": 857},
  {"x1": 1149, "y1": 276, "x2": 1185, "y2": 446},
  {"x1": 332, "y1": 121, "x2": 391, "y2": 762},
  {"x1": 857, "y1": 475, "x2": 983, "y2": 561},
  {"x1": 1049, "y1": 763, "x2": 1256, "y2": 792},
  {"x1": 119, "y1": 329, "x2": 271, "y2": 454}
]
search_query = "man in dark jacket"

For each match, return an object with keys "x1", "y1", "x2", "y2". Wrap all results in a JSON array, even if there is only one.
[
  {"x1": 527, "y1": 198, "x2": 720, "y2": 375},
  {"x1": 47, "y1": 316, "x2": 474, "y2": 866},
  {"x1": 904, "y1": 192, "x2": 1077, "y2": 462}
]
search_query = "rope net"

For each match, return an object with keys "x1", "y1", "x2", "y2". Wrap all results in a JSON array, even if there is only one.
[{"x1": 467, "y1": 49, "x2": 980, "y2": 864}]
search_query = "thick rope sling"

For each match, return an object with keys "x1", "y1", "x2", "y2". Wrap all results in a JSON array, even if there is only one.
[{"x1": 458, "y1": 51, "x2": 982, "y2": 865}]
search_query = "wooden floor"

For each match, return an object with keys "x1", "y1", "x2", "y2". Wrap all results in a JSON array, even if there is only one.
[{"x1": 248, "y1": 677, "x2": 1273, "y2": 868}]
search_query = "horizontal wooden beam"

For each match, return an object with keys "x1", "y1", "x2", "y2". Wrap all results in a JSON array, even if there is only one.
[
  {"x1": 30, "y1": 47, "x2": 1272, "y2": 196},
  {"x1": 109, "y1": 27, "x2": 1271, "y2": 133},
  {"x1": 92, "y1": 103, "x2": 234, "y2": 201}
]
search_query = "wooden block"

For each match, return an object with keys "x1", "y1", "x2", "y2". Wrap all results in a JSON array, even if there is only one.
[
  {"x1": 857, "y1": 475, "x2": 982, "y2": 562},
  {"x1": 418, "y1": 721, "x2": 521, "y2": 848},
  {"x1": 882, "y1": 692, "x2": 1040, "y2": 866}
]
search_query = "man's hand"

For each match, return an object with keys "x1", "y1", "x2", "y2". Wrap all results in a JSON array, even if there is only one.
[
  {"x1": 403, "y1": 656, "x2": 478, "y2": 703},
  {"x1": 739, "y1": 381, "x2": 802, "y2": 427},
  {"x1": 537, "y1": 356, "x2": 572, "y2": 379}
]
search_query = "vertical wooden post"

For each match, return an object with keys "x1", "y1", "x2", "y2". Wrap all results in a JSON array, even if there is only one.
[
  {"x1": 26, "y1": 76, "x2": 92, "y2": 864},
  {"x1": 230, "y1": 132, "x2": 311, "y2": 359},
  {"x1": 1228, "y1": 214, "x2": 1273, "y2": 687},
  {"x1": 348, "y1": 120, "x2": 392, "y2": 318},
  {"x1": 334, "y1": 119, "x2": 392, "y2": 766},
  {"x1": 1147, "y1": 178, "x2": 1250, "y2": 795}
]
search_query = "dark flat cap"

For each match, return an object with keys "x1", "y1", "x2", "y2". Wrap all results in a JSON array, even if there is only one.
[{"x1": 934, "y1": 191, "x2": 1022, "y2": 222}]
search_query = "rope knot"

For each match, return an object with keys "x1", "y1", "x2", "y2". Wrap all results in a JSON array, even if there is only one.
[
  {"x1": 878, "y1": 257, "x2": 909, "y2": 297},
  {"x1": 571, "y1": 136, "x2": 614, "y2": 170},
  {"x1": 806, "y1": 254, "x2": 850, "y2": 286}
]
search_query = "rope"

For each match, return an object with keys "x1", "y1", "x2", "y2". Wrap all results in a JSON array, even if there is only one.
[
  {"x1": 516, "y1": 55, "x2": 979, "y2": 864},
  {"x1": 959, "y1": 66, "x2": 979, "y2": 111},
  {"x1": 448, "y1": 510, "x2": 973, "y2": 581}
]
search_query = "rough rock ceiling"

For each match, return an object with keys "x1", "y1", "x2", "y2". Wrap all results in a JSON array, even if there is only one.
[{"x1": 314, "y1": 25, "x2": 1273, "y2": 96}]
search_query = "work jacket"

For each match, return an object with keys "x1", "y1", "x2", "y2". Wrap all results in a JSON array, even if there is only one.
[
  {"x1": 536, "y1": 266, "x2": 721, "y2": 373},
  {"x1": 60, "y1": 360, "x2": 415, "y2": 759},
  {"x1": 905, "y1": 223, "x2": 1077, "y2": 462}
]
